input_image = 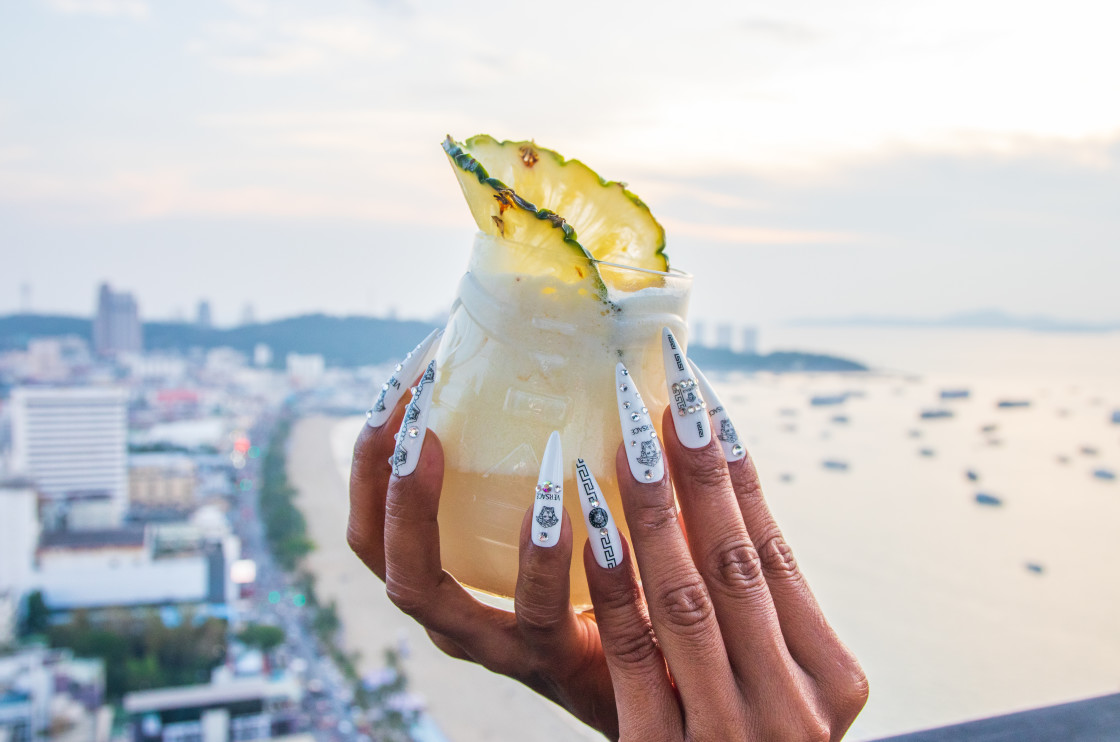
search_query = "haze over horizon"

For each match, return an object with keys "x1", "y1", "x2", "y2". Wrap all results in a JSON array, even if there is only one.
[{"x1": 2, "y1": 0, "x2": 1119, "y2": 327}]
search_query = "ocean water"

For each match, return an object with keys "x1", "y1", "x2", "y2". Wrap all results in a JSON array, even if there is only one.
[{"x1": 338, "y1": 327, "x2": 1120, "y2": 740}]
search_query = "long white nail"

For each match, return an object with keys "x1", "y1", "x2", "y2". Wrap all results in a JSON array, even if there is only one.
[
  {"x1": 367, "y1": 328, "x2": 442, "y2": 428},
  {"x1": 390, "y1": 360, "x2": 436, "y2": 477},
  {"x1": 575, "y1": 458, "x2": 622, "y2": 569},
  {"x1": 616, "y1": 362, "x2": 664, "y2": 483},
  {"x1": 688, "y1": 359, "x2": 745, "y2": 462},
  {"x1": 662, "y1": 327, "x2": 710, "y2": 449},
  {"x1": 532, "y1": 431, "x2": 564, "y2": 547}
]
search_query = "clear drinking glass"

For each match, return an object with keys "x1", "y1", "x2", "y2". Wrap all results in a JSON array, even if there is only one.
[{"x1": 428, "y1": 232, "x2": 692, "y2": 610}]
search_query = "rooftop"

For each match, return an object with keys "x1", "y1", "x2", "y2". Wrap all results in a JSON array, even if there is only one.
[
  {"x1": 39, "y1": 527, "x2": 145, "y2": 550},
  {"x1": 123, "y1": 677, "x2": 299, "y2": 714}
]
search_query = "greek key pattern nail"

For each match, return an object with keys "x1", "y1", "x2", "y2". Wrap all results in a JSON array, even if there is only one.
[
  {"x1": 616, "y1": 362, "x2": 664, "y2": 483},
  {"x1": 662, "y1": 327, "x2": 711, "y2": 450},
  {"x1": 533, "y1": 430, "x2": 564, "y2": 547},
  {"x1": 367, "y1": 328, "x2": 442, "y2": 428},
  {"x1": 688, "y1": 359, "x2": 745, "y2": 462},
  {"x1": 390, "y1": 360, "x2": 436, "y2": 477},
  {"x1": 575, "y1": 458, "x2": 621, "y2": 569}
]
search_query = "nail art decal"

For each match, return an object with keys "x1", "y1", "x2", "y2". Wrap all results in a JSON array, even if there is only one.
[
  {"x1": 367, "y1": 328, "x2": 442, "y2": 428},
  {"x1": 532, "y1": 431, "x2": 564, "y2": 547},
  {"x1": 662, "y1": 327, "x2": 711, "y2": 450},
  {"x1": 575, "y1": 458, "x2": 621, "y2": 569},
  {"x1": 390, "y1": 360, "x2": 436, "y2": 477},
  {"x1": 616, "y1": 362, "x2": 664, "y2": 483},
  {"x1": 688, "y1": 359, "x2": 745, "y2": 462}
]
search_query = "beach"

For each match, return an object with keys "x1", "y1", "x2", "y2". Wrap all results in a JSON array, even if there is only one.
[
  {"x1": 288, "y1": 415, "x2": 604, "y2": 742},
  {"x1": 292, "y1": 327, "x2": 1120, "y2": 741}
]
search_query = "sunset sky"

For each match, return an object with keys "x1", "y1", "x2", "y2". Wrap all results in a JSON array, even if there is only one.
[{"x1": 2, "y1": 0, "x2": 1118, "y2": 326}]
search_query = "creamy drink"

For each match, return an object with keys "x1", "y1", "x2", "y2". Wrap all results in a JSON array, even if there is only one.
[{"x1": 429, "y1": 136, "x2": 691, "y2": 609}]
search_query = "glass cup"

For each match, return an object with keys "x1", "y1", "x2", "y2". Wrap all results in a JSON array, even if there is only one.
[{"x1": 428, "y1": 232, "x2": 692, "y2": 610}]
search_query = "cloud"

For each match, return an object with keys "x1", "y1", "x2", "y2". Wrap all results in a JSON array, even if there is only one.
[
  {"x1": 43, "y1": 0, "x2": 148, "y2": 19},
  {"x1": 739, "y1": 17, "x2": 818, "y2": 43}
]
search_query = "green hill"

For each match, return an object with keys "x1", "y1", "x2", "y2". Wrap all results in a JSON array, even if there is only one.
[{"x1": 0, "y1": 313, "x2": 866, "y2": 372}]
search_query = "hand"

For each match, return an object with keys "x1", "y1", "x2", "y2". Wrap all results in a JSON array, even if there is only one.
[{"x1": 347, "y1": 338, "x2": 867, "y2": 740}]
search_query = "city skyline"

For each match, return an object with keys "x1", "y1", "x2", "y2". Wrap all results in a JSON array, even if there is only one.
[{"x1": 2, "y1": 1, "x2": 1119, "y2": 327}]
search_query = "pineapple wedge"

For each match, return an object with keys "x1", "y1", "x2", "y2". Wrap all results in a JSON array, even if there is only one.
[{"x1": 443, "y1": 135, "x2": 668, "y2": 298}]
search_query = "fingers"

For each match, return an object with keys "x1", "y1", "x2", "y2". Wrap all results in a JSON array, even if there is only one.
[
  {"x1": 584, "y1": 538, "x2": 682, "y2": 742},
  {"x1": 383, "y1": 430, "x2": 521, "y2": 652},
  {"x1": 347, "y1": 394, "x2": 406, "y2": 580},
  {"x1": 515, "y1": 507, "x2": 580, "y2": 654},
  {"x1": 693, "y1": 361, "x2": 868, "y2": 718},
  {"x1": 347, "y1": 330, "x2": 441, "y2": 580},
  {"x1": 661, "y1": 407, "x2": 794, "y2": 691},
  {"x1": 612, "y1": 443, "x2": 740, "y2": 719},
  {"x1": 727, "y1": 454, "x2": 867, "y2": 699}
]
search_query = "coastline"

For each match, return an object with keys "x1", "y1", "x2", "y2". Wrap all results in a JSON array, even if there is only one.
[{"x1": 286, "y1": 414, "x2": 603, "y2": 742}]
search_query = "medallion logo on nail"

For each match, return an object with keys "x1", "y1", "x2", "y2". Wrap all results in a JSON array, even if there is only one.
[
  {"x1": 575, "y1": 459, "x2": 622, "y2": 569},
  {"x1": 616, "y1": 362, "x2": 664, "y2": 482},
  {"x1": 532, "y1": 432, "x2": 565, "y2": 547},
  {"x1": 662, "y1": 328, "x2": 711, "y2": 449}
]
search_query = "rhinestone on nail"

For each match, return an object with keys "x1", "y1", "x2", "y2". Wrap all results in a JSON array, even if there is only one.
[
  {"x1": 538, "y1": 532, "x2": 549, "y2": 542},
  {"x1": 381, "y1": 383, "x2": 389, "y2": 391},
  {"x1": 621, "y1": 368, "x2": 629, "y2": 376},
  {"x1": 589, "y1": 498, "x2": 598, "y2": 507},
  {"x1": 365, "y1": 409, "x2": 374, "y2": 419},
  {"x1": 651, "y1": 431, "x2": 658, "y2": 439},
  {"x1": 732, "y1": 444, "x2": 745, "y2": 456},
  {"x1": 623, "y1": 401, "x2": 630, "y2": 409},
  {"x1": 599, "y1": 527, "x2": 609, "y2": 536},
  {"x1": 619, "y1": 384, "x2": 629, "y2": 392},
  {"x1": 406, "y1": 426, "x2": 420, "y2": 438},
  {"x1": 641, "y1": 406, "x2": 648, "y2": 414},
  {"x1": 644, "y1": 469, "x2": 652, "y2": 480},
  {"x1": 630, "y1": 412, "x2": 640, "y2": 421},
  {"x1": 395, "y1": 363, "x2": 403, "y2": 372}
]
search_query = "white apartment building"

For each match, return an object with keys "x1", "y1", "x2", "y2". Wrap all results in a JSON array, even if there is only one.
[{"x1": 10, "y1": 387, "x2": 128, "y2": 526}]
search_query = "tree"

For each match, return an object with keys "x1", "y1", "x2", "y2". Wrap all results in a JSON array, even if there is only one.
[
  {"x1": 23, "y1": 590, "x2": 50, "y2": 637},
  {"x1": 236, "y1": 624, "x2": 286, "y2": 652}
]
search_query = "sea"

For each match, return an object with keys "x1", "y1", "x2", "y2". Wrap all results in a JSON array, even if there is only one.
[{"x1": 335, "y1": 326, "x2": 1120, "y2": 740}]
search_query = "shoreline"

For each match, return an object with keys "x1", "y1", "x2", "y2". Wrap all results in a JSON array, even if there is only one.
[{"x1": 286, "y1": 414, "x2": 603, "y2": 742}]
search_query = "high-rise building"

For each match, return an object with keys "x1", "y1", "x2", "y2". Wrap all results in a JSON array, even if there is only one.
[
  {"x1": 93, "y1": 283, "x2": 142, "y2": 357},
  {"x1": 10, "y1": 387, "x2": 128, "y2": 526},
  {"x1": 197, "y1": 300, "x2": 212, "y2": 329}
]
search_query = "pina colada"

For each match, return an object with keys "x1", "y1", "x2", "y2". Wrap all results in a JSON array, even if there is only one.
[{"x1": 429, "y1": 137, "x2": 691, "y2": 609}]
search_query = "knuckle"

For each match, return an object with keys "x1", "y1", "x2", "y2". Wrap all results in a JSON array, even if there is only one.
[
  {"x1": 758, "y1": 534, "x2": 802, "y2": 582},
  {"x1": 832, "y1": 652, "x2": 870, "y2": 716},
  {"x1": 607, "y1": 621, "x2": 662, "y2": 671},
  {"x1": 516, "y1": 595, "x2": 566, "y2": 635},
  {"x1": 769, "y1": 709, "x2": 830, "y2": 742},
  {"x1": 685, "y1": 456, "x2": 729, "y2": 492},
  {"x1": 735, "y1": 468, "x2": 765, "y2": 507},
  {"x1": 345, "y1": 520, "x2": 374, "y2": 563},
  {"x1": 655, "y1": 573, "x2": 715, "y2": 635},
  {"x1": 706, "y1": 537, "x2": 766, "y2": 594},
  {"x1": 384, "y1": 577, "x2": 429, "y2": 618},
  {"x1": 631, "y1": 498, "x2": 680, "y2": 533}
]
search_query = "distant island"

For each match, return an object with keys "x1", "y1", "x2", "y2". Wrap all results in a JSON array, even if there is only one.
[
  {"x1": 789, "y1": 308, "x2": 1120, "y2": 333},
  {"x1": 0, "y1": 314, "x2": 867, "y2": 373}
]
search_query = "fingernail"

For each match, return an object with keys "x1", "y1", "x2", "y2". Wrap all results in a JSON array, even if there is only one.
[
  {"x1": 616, "y1": 362, "x2": 664, "y2": 483},
  {"x1": 367, "y1": 328, "x2": 442, "y2": 428},
  {"x1": 390, "y1": 360, "x2": 436, "y2": 477},
  {"x1": 662, "y1": 327, "x2": 710, "y2": 449},
  {"x1": 575, "y1": 458, "x2": 621, "y2": 569},
  {"x1": 532, "y1": 430, "x2": 564, "y2": 547},
  {"x1": 688, "y1": 359, "x2": 746, "y2": 462}
]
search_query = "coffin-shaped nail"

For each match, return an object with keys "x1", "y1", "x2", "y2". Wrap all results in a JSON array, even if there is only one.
[
  {"x1": 662, "y1": 327, "x2": 710, "y2": 449},
  {"x1": 390, "y1": 360, "x2": 436, "y2": 477},
  {"x1": 532, "y1": 430, "x2": 564, "y2": 547},
  {"x1": 616, "y1": 362, "x2": 664, "y2": 483},
  {"x1": 367, "y1": 328, "x2": 442, "y2": 428},
  {"x1": 688, "y1": 359, "x2": 745, "y2": 462},
  {"x1": 575, "y1": 458, "x2": 622, "y2": 569}
]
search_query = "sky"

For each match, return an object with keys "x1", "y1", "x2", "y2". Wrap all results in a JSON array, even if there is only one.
[{"x1": 1, "y1": 0, "x2": 1119, "y2": 327}]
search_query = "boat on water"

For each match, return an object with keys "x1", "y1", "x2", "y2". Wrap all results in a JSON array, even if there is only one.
[
  {"x1": 996, "y1": 399, "x2": 1032, "y2": 409},
  {"x1": 810, "y1": 393, "x2": 847, "y2": 406},
  {"x1": 1111, "y1": 410, "x2": 1120, "y2": 424},
  {"x1": 822, "y1": 460, "x2": 850, "y2": 471},
  {"x1": 1093, "y1": 469, "x2": 1116, "y2": 481},
  {"x1": 974, "y1": 492, "x2": 1003, "y2": 506},
  {"x1": 920, "y1": 409, "x2": 954, "y2": 420},
  {"x1": 940, "y1": 389, "x2": 971, "y2": 400},
  {"x1": 965, "y1": 470, "x2": 979, "y2": 481}
]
